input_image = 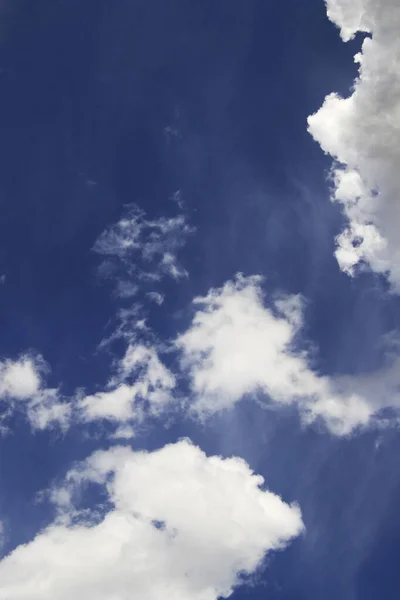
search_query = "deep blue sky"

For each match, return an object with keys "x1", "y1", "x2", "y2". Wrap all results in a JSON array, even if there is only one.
[{"x1": 0, "y1": 1, "x2": 399, "y2": 599}]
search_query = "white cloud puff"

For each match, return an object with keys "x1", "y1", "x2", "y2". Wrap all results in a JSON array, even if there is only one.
[
  {"x1": 79, "y1": 343, "x2": 175, "y2": 425},
  {"x1": 0, "y1": 356, "x2": 41, "y2": 399},
  {"x1": 0, "y1": 355, "x2": 69, "y2": 431},
  {"x1": 0, "y1": 440, "x2": 304, "y2": 600},
  {"x1": 176, "y1": 275, "x2": 400, "y2": 435},
  {"x1": 308, "y1": 0, "x2": 400, "y2": 289}
]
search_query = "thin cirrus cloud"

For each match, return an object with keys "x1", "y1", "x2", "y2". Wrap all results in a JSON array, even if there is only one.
[
  {"x1": 0, "y1": 440, "x2": 304, "y2": 600},
  {"x1": 308, "y1": 0, "x2": 400, "y2": 289},
  {"x1": 93, "y1": 203, "x2": 194, "y2": 291}
]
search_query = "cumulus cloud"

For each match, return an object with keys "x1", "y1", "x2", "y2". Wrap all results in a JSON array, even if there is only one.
[
  {"x1": 308, "y1": 0, "x2": 400, "y2": 289},
  {"x1": 0, "y1": 355, "x2": 69, "y2": 431},
  {"x1": 176, "y1": 275, "x2": 400, "y2": 435},
  {"x1": 0, "y1": 440, "x2": 304, "y2": 600}
]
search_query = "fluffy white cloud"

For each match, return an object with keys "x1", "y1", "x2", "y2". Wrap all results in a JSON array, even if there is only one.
[
  {"x1": 0, "y1": 440, "x2": 304, "y2": 600},
  {"x1": 0, "y1": 355, "x2": 69, "y2": 431},
  {"x1": 176, "y1": 275, "x2": 400, "y2": 435},
  {"x1": 79, "y1": 344, "x2": 175, "y2": 425},
  {"x1": 0, "y1": 356, "x2": 41, "y2": 399},
  {"x1": 177, "y1": 276, "x2": 306, "y2": 412},
  {"x1": 308, "y1": 0, "x2": 400, "y2": 289}
]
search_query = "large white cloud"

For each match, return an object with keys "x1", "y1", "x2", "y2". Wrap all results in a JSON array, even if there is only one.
[
  {"x1": 176, "y1": 275, "x2": 400, "y2": 435},
  {"x1": 0, "y1": 440, "x2": 303, "y2": 600},
  {"x1": 0, "y1": 355, "x2": 69, "y2": 431},
  {"x1": 308, "y1": 0, "x2": 400, "y2": 289}
]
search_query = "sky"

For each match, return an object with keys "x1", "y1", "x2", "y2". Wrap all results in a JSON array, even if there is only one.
[{"x1": 0, "y1": 0, "x2": 400, "y2": 598}]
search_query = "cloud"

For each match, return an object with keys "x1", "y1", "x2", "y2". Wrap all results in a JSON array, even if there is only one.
[
  {"x1": 0, "y1": 355, "x2": 69, "y2": 431},
  {"x1": 94, "y1": 203, "x2": 193, "y2": 290},
  {"x1": 75, "y1": 201, "x2": 192, "y2": 436},
  {"x1": 324, "y1": 0, "x2": 372, "y2": 42},
  {"x1": 0, "y1": 202, "x2": 189, "y2": 438},
  {"x1": 308, "y1": 0, "x2": 400, "y2": 289},
  {"x1": 79, "y1": 343, "x2": 176, "y2": 425},
  {"x1": 0, "y1": 344, "x2": 174, "y2": 436},
  {"x1": 0, "y1": 440, "x2": 303, "y2": 600},
  {"x1": 110, "y1": 425, "x2": 136, "y2": 440},
  {"x1": 0, "y1": 356, "x2": 41, "y2": 399},
  {"x1": 147, "y1": 291, "x2": 164, "y2": 305},
  {"x1": 176, "y1": 274, "x2": 400, "y2": 435}
]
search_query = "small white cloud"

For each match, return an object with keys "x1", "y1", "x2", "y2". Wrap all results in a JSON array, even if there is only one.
[
  {"x1": 171, "y1": 189, "x2": 185, "y2": 209},
  {"x1": 115, "y1": 280, "x2": 139, "y2": 298},
  {"x1": 80, "y1": 384, "x2": 140, "y2": 422},
  {"x1": 0, "y1": 355, "x2": 70, "y2": 431},
  {"x1": 308, "y1": 0, "x2": 400, "y2": 289},
  {"x1": 110, "y1": 425, "x2": 136, "y2": 440},
  {"x1": 27, "y1": 389, "x2": 71, "y2": 431},
  {"x1": 0, "y1": 356, "x2": 42, "y2": 399},
  {"x1": 0, "y1": 440, "x2": 303, "y2": 600},
  {"x1": 79, "y1": 344, "x2": 175, "y2": 426},
  {"x1": 147, "y1": 291, "x2": 164, "y2": 305}
]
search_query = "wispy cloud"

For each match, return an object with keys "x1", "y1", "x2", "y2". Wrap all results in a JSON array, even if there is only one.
[
  {"x1": 72, "y1": 200, "x2": 193, "y2": 435},
  {"x1": 94, "y1": 203, "x2": 194, "y2": 291}
]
